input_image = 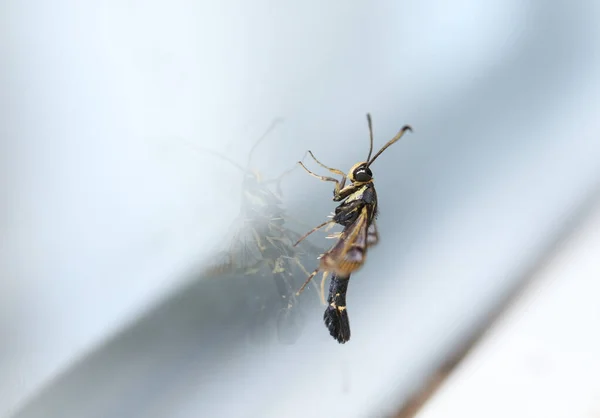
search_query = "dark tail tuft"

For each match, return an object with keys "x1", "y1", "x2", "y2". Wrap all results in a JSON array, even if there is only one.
[{"x1": 323, "y1": 274, "x2": 351, "y2": 343}]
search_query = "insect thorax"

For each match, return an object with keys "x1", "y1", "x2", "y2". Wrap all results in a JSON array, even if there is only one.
[{"x1": 332, "y1": 183, "x2": 378, "y2": 227}]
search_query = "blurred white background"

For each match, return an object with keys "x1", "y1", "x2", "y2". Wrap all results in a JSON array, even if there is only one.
[
  {"x1": 2, "y1": 0, "x2": 600, "y2": 417},
  {"x1": 418, "y1": 195, "x2": 600, "y2": 418}
]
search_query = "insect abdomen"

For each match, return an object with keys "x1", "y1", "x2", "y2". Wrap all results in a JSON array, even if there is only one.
[{"x1": 323, "y1": 274, "x2": 351, "y2": 343}]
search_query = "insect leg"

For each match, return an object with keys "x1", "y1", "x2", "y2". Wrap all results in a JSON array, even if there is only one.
[
  {"x1": 293, "y1": 219, "x2": 335, "y2": 247},
  {"x1": 263, "y1": 153, "x2": 306, "y2": 197},
  {"x1": 250, "y1": 227, "x2": 266, "y2": 251},
  {"x1": 296, "y1": 267, "x2": 320, "y2": 296},
  {"x1": 297, "y1": 161, "x2": 339, "y2": 183},
  {"x1": 271, "y1": 258, "x2": 294, "y2": 308},
  {"x1": 290, "y1": 256, "x2": 312, "y2": 278},
  {"x1": 307, "y1": 151, "x2": 346, "y2": 178},
  {"x1": 307, "y1": 150, "x2": 348, "y2": 192},
  {"x1": 319, "y1": 271, "x2": 329, "y2": 306},
  {"x1": 272, "y1": 257, "x2": 306, "y2": 345},
  {"x1": 297, "y1": 161, "x2": 346, "y2": 197}
]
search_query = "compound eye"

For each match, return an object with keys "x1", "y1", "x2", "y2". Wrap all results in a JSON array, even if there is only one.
[{"x1": 353, "y1": 166, "x2": 372, "y2": 182}]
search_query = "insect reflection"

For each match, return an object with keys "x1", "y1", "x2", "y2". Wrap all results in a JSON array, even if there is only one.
[{"x1": 199, "y1": 120, "x2": 325, "y2": 344}]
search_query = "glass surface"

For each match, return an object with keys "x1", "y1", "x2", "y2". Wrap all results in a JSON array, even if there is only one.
[{"x1": 2, "y1": 1, "x2": 600, "y2": 417}]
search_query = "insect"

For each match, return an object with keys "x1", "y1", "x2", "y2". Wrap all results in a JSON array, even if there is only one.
[
  {"x1": 196, "y1": 120, "x2": 324, "y2": 344},
  {"x1": 294, "y1": 113, "x2": 412, "y2": 343}
]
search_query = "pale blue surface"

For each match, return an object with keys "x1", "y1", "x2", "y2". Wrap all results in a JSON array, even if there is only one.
[{"x1": 2, "y1": 0, "x2": 600, "y2": 417}]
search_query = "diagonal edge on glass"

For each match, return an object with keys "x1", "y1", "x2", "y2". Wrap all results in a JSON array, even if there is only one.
[{"x1": 391, "y1": 182, "x2": 600, "y2": 418}]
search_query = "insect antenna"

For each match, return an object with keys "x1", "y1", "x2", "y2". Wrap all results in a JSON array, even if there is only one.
[
  {"x1": 366, "y1": 124, "x2": 413, "y2": 168},
  {"x1": 179, "y1": 117, "x2": 284, "y2": 176},
  {"x1": 365, "y1": 113, "x2": 375, "y2": 162},
  {"x1": 246, "y1": 118, "x2": 284, "y2": 168},
  {"x1": 263, "y1": 151, "x2": 308, "y2": 196},
  {"x1": 183, "y1": 141, "x2": 250, "y2": 174}
]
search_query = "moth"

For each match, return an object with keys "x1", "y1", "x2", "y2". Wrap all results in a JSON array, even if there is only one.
[{"x1": 294, "y1": 114, "x2": 412, "y2": 343}]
